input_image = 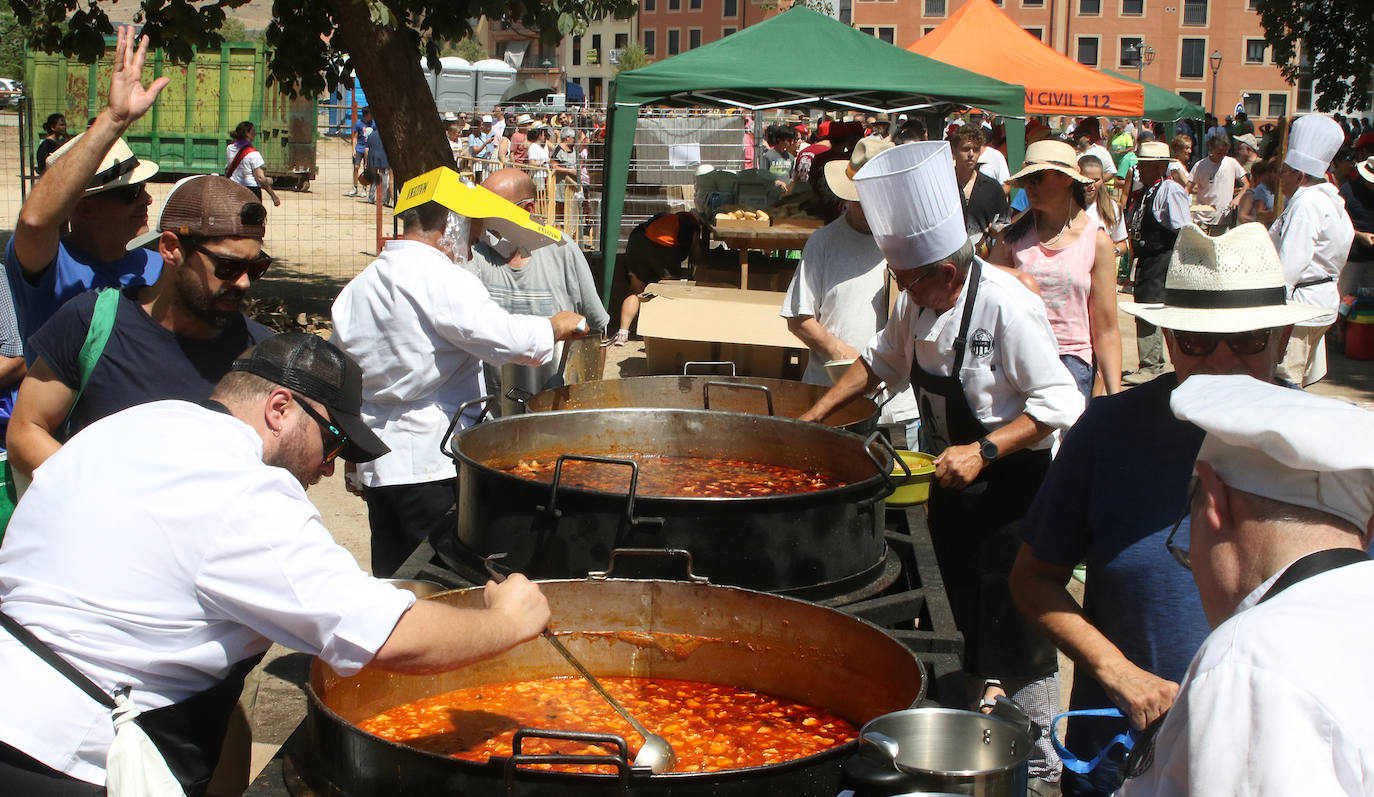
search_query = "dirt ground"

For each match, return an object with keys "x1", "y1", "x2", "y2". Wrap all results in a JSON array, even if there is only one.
[{"x1": 1, "y1": 110, "x2": 1371, "y2": 783}]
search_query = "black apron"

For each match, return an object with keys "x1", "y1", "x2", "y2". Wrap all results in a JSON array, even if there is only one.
[
  {"x1": 1129, "y1": 179, "x2": 1180, "y2": 305},
  {"x1": 909, "y1": 260, "x2": 1058, "y2": 680}
]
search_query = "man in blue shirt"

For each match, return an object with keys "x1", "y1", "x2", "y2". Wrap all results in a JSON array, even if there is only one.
[
  {"x1": 4, "y1": 26, "x2": 166, "y2": 349},
  {"x1": 468, "y1": 115, "x2": 497, "y2": 183},
  {"x1": 346, "y1": 106, "x2": 373, "y2": 197},
  {"x1": 1009, "y1": 223, "x2": 1327, "y2": 796}
]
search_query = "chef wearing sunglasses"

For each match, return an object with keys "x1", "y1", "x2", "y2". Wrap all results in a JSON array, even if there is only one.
[
  {"x1": 1008, "y1": 222, "x2": 1328, "y2": 796},
  {"x1": 7, "y1": 175, "x2": 275, "y2": 480}
]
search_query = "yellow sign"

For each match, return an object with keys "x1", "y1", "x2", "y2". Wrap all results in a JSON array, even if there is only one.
[{"x1": 395, "y1": 167, "x2": 562, "y2": 252}]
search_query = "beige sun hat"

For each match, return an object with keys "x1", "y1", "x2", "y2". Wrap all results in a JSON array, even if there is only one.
[
  {"x1": 49, "y1": 134, "x2": 160, "y2": 196},
  {"x1": 1136, "y1": 141, "x2": 1173, "y2": 162},
  {"x1": 1358, "y1": 155, "x2": 1374, "y2": 184},
  {"x1": 825, "y1": 138, "x2": 895, "y2": 201},
  {"x1": 1121, "y1": 223, "x2": 1327, "y2": 333},
  {"x1": 1234, "y1": 132, "x2": 1260, "y2": 152},
  {"x1": 1008, "y1": 139, "x2": 1093, "y2": 185},
  {"x1": 515, "y1": 113, "x2": 534, "y2": 125}
]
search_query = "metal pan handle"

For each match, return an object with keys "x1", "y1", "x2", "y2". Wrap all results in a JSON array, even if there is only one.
[
  {"x1": 439, "y1": 395, "x2": 495, "y2": 459},
  {"x1": 589, "y1": 548, "x2": 711, "y2": 584},
  {"x1": 701, "y1": 381, "x2": 774, "y2": 415},
  {"x1": 863, "y1": 431, "x2": 907, "y2": 491},
  {"x1": 540, "y1": 454, "x2": 665, "y2": 531},
  {"x1": 683, "y1": 360, "x2": 736, "y2": 376},
  {"x1": 504, "y1": 728, "x2": 634, "y2": 794}
]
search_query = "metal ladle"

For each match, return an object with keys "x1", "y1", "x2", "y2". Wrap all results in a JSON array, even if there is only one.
[{"x1": 484, "y1": 554, "x2": 677, "y2": 773}]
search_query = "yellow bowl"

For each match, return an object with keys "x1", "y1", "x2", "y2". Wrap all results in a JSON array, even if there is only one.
[{"x1": 887, "y1": 449, "x2": 936, "y2": 506}]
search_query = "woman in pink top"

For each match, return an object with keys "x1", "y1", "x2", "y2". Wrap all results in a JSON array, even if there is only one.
[{"x1": 989, "y1": 139, "x2": 1121, "y2": 397}]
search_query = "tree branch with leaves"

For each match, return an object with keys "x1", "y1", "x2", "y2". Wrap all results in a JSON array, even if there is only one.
[{"x1": 1257, "y1": 0, "x2": 1372, "y2": 113}]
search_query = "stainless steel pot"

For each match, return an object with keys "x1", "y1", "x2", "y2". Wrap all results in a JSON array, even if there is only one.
[
  {"x1": 518, "y1": 374, "x2": 879, "y2": 434},
  {"x1": 444, "y1": 408, "x2": 897, "y2": 597},
  {"x1": 296, "y1": 561, "x2": 927, "y2": 796},
  {"x1": 843, "y1": 707, "x2": 1033, "y2": 796}
]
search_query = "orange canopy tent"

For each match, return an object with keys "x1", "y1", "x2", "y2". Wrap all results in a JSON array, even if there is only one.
[{"x1": 909, "y1": 0, "x2": 1144, "y2": 117}]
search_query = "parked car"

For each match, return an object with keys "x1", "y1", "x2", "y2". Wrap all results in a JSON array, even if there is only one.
[{"x1": 0, "y1": 79, "x2": 24, "y2": 109}]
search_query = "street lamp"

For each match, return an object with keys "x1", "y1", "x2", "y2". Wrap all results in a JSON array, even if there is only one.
[{"x1": 1209, "y1": 49, "x2": 1223, "y2": 120}]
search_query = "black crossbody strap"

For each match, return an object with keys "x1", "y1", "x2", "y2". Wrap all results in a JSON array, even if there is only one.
[
  {"x1": 0, "y1": 608, "x2": 115, "y2": 709},
  {"x1": 1258, "y1": 548, "x2": 1369, "y2": 604},
  {"x1": 950, "y1": 258, "x2": 983, "y2": 374}
]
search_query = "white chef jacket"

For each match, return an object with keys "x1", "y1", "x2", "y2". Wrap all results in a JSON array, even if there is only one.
[
  {"x1": 1120, "y1": 558, "x2": 1374, "y2": 797},
  {"x1": 0, "y1": 401, "x2": 415, "y2": 785},
  {"x1": 332, "y1": 239, "x2": 555, "y2": 487},
  {"x1": 780, "y1": 216, "x2": 919, "y2": 424},
  {"x1": 1269, "y1": 181, "x2": 1355, "y2": 327},
  {"x1": 862, "y1": 261, "x2": 1084, "y2": 454}
]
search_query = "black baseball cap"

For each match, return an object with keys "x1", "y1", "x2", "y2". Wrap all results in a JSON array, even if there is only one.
[{"x1": 231, "y1": 333, "x2": 389, "y2": 463}]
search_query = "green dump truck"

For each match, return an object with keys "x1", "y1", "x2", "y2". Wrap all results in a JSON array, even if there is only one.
[{"x1": 25, "y1": 40, "x2": 318, "y2": 188}]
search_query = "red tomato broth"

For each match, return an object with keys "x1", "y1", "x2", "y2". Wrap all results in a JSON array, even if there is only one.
[
  {"x1": 358, "y1": 676, "x2": 858, "y2": 773},
  {"x1": 502, "y1": 454, "x2": 845, "y2": 498}
]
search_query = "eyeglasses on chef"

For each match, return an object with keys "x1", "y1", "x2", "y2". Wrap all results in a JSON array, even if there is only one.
[
  {"x1": 889, "y1": 265, "x2": 939, "y2": 292},
  {"x1": 1164, "y1": 482, "x2": 1199, "y2": 571},
  {"x1": 292, "y1": 393, "x2": 348, "y2": 463}
]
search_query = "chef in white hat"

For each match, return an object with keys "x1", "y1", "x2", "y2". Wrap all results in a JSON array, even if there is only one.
[
  {"x1": 1270, "y1": 114, "x2": 1355, "y2": 386},
  {"x1": 1120, "y1": 374, "x2": 1374, "y2": 797},
  {"x1": 801, "y1": 141, "x2": 1084, "y2": 788}
]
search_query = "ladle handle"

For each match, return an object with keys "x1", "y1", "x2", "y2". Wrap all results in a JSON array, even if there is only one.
[{"x1": 482, "y1": 553, "x2": 655, "y2": 742}]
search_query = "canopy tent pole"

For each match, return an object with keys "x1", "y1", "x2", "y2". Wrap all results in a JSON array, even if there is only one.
[{"x1": 599, "y1": 89, "x2": 640, "y2": 307}]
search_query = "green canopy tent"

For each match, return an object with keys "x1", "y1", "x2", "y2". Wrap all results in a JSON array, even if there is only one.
[
  {"x1": 599, "y1": 7, "x2": 1026, "y2": 303},
  {"x1": 1101, "y1": 69, "x2": 1205, "y2": 123}
]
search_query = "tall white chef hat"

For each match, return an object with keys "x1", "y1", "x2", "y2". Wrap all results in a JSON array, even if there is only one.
[
  {"x1": 1284, "y1": 114, "x2": 1345, "y2": 178},
  {"x1": 1171, "y1": 374, "x2": 1374, "y2": 533},
  {"x1": 853, "y1": 141, "x2": 966, "y2": 270}
]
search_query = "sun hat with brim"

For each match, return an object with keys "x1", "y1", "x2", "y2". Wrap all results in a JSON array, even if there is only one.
[
  {"x1": 1356, "y1": 155, "x2": 1374, "y2": 184},
  {"x1": 1009, "y1": 140, "x2": 1093, "y2": 185},
  {"x1": 49, "y1": 133, "x2": 159, "y2": 196},
  {"x1": 1121, "y1": 223, "x2": 1327, "y2": 333},
  {"x1": 825, "y1": 138, "x2": 895, "y2": 201},
  {"x1": 231, "y1": 332, "x2": 390, "y2": 463},
  {"x1": 515, "y1": 113, "x2": 533, "y2": 125},
  {"x1": 1135, "y1": 141, "x2": 1173, "y2": 162},
  {"x1": 1234, "y1": 133, "x2": 1260, "y2": 152}
]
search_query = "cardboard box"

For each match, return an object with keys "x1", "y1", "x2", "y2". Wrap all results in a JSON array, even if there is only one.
[{"x1": 638, "y1": 282, "x2": 810, "y2": 379}]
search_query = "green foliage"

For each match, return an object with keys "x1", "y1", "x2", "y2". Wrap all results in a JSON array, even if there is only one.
[
  {"x1": 615, "y1": 41, "x2": 645, "y2": 73},
  {"x1": 1257, "y1": 0, "x2": 1372, "y2": 112},
  {"x1": 5, "y1": 0, "x2": 639, "y2": 96},
  {"x1": 0, "y1": 10, "x2": 27, "y2": 80},
  {"x1": 446, "y1": 35, "x2": 486, "y2": 62}
]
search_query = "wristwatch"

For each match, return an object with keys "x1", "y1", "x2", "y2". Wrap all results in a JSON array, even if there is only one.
[{"x1": 977, "y1": 436, "x2": 999, "y2": 463}]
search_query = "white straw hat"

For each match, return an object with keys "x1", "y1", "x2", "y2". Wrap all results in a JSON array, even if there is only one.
[
  {"x1": 1285, "y1": 115, "x2": 1344, "y2": 178},
  {"x1": 1009, "y1": 139, "x2": 1093, "y2": 185},
  {"x1": 825, "y1": 138, "x2": 894, "y2": 202},
  {"x1": 1121, "y1": 223, "x2": 1327, "y2": 333},
  {"x1": 1136, "y1": 141, "x2": 1172, "y2": 162},
  {"x1": 853, "y1": 141, "x2": 966, "y2": 270},
  {"x1": 49, "y1": 134, "x2": 159, "y2": 196}
]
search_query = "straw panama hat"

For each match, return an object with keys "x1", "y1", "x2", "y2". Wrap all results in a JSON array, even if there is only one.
[
  {"x1": 49, "y1": 134, "x2": 159, "y2": 196},
  {"x1": 1356, "y1": 155, "x2": 1374, "y2": 184},
  {"x1": 1136, "y1": 141, "x2": 1172, "y2": 161},
  {"x1": 1121, "y1": 223, "x2": 1327, "y2": 333},
  {"x1": 1009, "y1": 139, "x2": 1093, "y2": 185},
  {"x1": 826, "y1": 138, "x2": 895, "y2": 202}
]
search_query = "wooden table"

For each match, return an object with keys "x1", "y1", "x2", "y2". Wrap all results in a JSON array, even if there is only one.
[{"x1": 709, "y1": 220, "x2": 823, "y2": 289}]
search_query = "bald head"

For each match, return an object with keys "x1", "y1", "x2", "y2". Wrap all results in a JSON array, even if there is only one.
[{"x1": 483, "y1": 168, "x2": 536, "y2": 204}]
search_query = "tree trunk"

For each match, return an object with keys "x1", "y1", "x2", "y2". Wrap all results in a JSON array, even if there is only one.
[{"x1": 325, "y1": 0, "x2": 452, "y2": 187}]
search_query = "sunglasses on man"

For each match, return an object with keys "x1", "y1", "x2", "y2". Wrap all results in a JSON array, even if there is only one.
[
  {"x1": 98, "y1": 183, "x2": 149, "y2": 204},
  {"x1": 182, "y1": 238, "x2": 273, "y2": 282},
  {"x1": 1172, "y1": 328, "x2": 1272, "y2": 358},
  {"x1": 292, "y1": 394, "x2": 348, "y2": 463}
]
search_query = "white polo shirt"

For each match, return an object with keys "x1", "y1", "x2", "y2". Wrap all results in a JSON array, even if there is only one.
[
  {"x1": 332, "y1": 239, "x2": 556, "y2": 488},
  {"x1": 863, "y1": 261, "x2": 1084, "y2": 454},
  {"x1": 0, "y1": 400, "x2": 415, "y2": 785}
]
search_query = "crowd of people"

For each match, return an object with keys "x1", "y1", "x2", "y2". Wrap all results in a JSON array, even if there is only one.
[{"x1": 0, "y1": 25, "x2": 1369, "y2": 797}]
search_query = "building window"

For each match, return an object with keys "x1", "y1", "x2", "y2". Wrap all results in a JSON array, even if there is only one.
[
  {"x1": 592, "y1": 33, "x2": 601, "y2": 56},
  {"x1": 1178, "y1": 90, "x2": 1203, "y2": 106},
  {"x1": 689, "y1": 0, "x2": 701, "y2": 9},
  {"x1": 923, "y1": 25, "x2": 938, "y2": 35},
  {"x1": 1247, "y1": 0, "x2": 1258, "y2": 7},
  {"x1": 1267, "y1": 93, "x2": 1287, "y2": 118},
  {"x1": 615, "y1": 33, "x2": 628, "y2": 49},
  {"x1": 1121, "y1": 0, "x2": 1143, "y2": 14},
  {"x1": 1076, "y1": 36, "x2": 1100, "y2": 67},
  {"x1": 1119, "y1": 36, "x2": 1142, "y2": 67},
  {"x1": 1079, "y1": 0, "x2": 1101, "y2": 14},
  {"x1": 722, "y1": 26, "x2": 737, "y2": 36},
  {"x1": 1180, "y1": 38, "x2": 1205, "y2": 78},
  {"x1": 724, "y1": 0, "x2": 738, "y2": 15},
  {"x1": 643, "y1": 30, "x2": 656, "y2": 55},
  {"x1": 1024, "y1": 0, "x2": 1044, "y2": 6},
  {"x1": 668, "y1": 0, "x2": 680, "y2": 10},
  {"x1": 1023, "y1": 26, "x2": 1044, "y2": 41},
  {"x1": 1182, "y1": 0, "x2": 1207, "y2": 25},
  {"x1": 572, "y1": 36, "x2": 582, "y2": 66},
  {"x1": 667, "y1": 28, "x2": 680, "y2": 54},
  {"x1": 1242, "y1": 93, "x2": 1261, "y2": 116},
  {"x1": 688, "y1": 28, "x2": 701, "y2": 49},
  {"x1": 1245, "y1": 39, "x2": 1266, "y2": 64},
  {"x1": 859, "y1": 25, "x2": 896, "y2": 44},
  {"x1": 644, "y1": 0, "x2": 655, "y2": 10},
  {"x1": 925, "y1": 0, "x2": 946, "y2": 15}
]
